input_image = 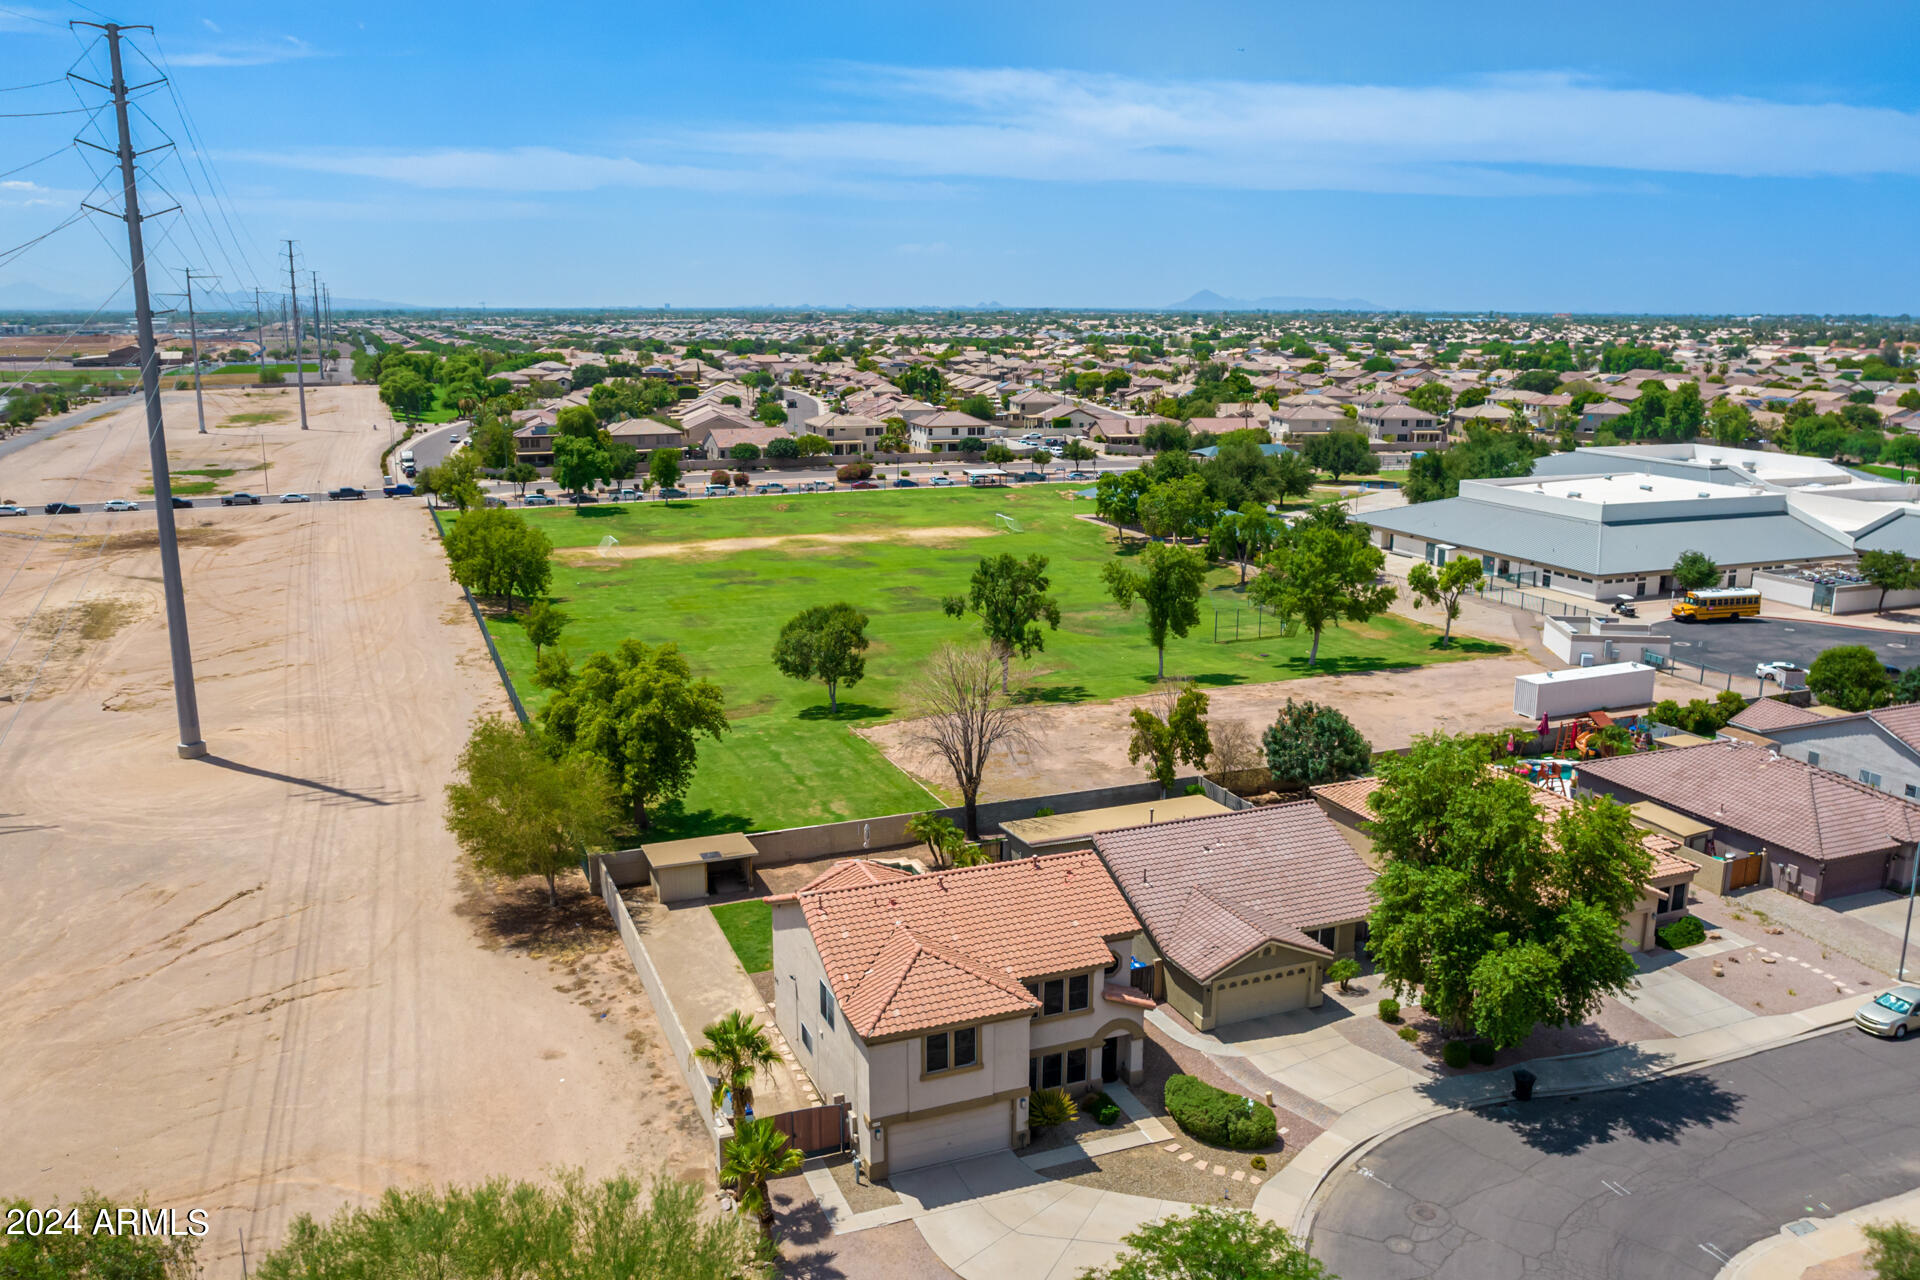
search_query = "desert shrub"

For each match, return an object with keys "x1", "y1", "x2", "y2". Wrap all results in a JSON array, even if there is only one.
[
  {"x1": 1164, "y1": 1074, "x2": 1277, "y2": 1149},
  {"x1": 1250, "y1": 1155, "x2": 1268, "y2": 1171},
  {"x1": 1377, "y1": 997, "x2": 1400, "y2": 1022},
  {"x1": 1657, "y1": 916, "x2": 1707, "y2": 950},
  {"x1": 1443, "y1": 1041, "x2": 1471, "y2": 1069},
  {"x1": 1469, "y1": 1041, "x2": 1496, "y2": 1066},
  {"x1": 1097, "y1": 1104, "x2": 1122, "y2": 1125},
  {"x1": 1398, "y1": 1025, "x2": 1419, "y2": 1042},
  {"x1": 1029, "y1": 1087, "x2": 1078, "y2": 1130}
]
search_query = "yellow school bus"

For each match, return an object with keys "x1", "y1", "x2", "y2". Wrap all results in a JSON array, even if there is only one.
[{"x1": 1671, "y1": 588, "x2": 1760, "y2": 622}]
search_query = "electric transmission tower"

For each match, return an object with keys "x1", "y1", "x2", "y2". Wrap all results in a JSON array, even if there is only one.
[
  {"x1": 285, "y1": 240, "x2": 308, "y2": 429},
  {"x1": 182, "y1": 266, "x2": 214, "y2": 434}
]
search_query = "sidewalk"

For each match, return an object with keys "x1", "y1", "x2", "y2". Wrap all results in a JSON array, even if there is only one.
[
  {"x1": 1255, "y1": 991, "x2": 1866, "y2": 1238},
  {"x1": 1719, "y1": 1184, "x2": 1920, "y2": 1279}
]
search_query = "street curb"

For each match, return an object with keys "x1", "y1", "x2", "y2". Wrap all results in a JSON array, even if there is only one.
[{"x1": 1287, "y1": 1010, "x2": 1857, "y2": 1242}]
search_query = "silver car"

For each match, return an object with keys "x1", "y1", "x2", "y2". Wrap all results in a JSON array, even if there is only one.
[{"x1": 1855, "y1": 986, "x2": 1920, "y2": 1039}]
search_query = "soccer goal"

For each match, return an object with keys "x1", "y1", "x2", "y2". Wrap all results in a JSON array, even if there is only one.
[
  {"x1": 994, "y1": 513, "x2": 1023, "y2": 533},
  {"x1": 596, "y1": 534, "x2": 620, "y2": 557}
]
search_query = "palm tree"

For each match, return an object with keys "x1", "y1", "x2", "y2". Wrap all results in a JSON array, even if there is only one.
[
  {"x1": 694, "y1": 1009, "x2": 780, "y2": 1132},
  {"x1": 905, "y1": 812, "x2": 962, "y2": 869},
  {"x1": 721, "y1": 1117, "x2": 803, "y2": 1226}
]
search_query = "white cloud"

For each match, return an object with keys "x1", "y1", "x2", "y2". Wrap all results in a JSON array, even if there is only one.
[
  {"x1": 169, "y1": 35, "x2": 319, "y2": 68},
  {"x1": 201, "y1": 17, "x2": 220, "y2": 33}
]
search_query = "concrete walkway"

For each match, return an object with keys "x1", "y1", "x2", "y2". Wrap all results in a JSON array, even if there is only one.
[
  {"x1": 1719, "y1": 1184, "x2": 1920, "y2": 1279},
  {"x1": 1018, "y1": 1081, "x2": 1173, "y2": 1172},
  {"x1": 892, "y1": 1152, "x2": 1185, "y2": 1280},
  {"x1": 1148, "y1": 1003, "x2": 1427, "y2": 1116},
  {"x1": 1257, "y1": 991, "x2": 1866, "y2": 1238}
]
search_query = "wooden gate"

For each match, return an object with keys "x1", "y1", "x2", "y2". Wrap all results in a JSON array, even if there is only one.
[
  {"x1": 766, "y1": 1100, "x2": 848, "y2": 1156},
  {"x1": 1726, "y1": 853, "x2": 1764, "y2": 891}
]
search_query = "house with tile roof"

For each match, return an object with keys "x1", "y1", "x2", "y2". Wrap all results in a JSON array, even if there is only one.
[
  {"x1": 1724, "y1": 700, "x2": 1920, "y2": 807},
  {"x1": 1089, "y1": 804, "x2": 1377, "y2": 1030},
  {"x1": 765, "y1": 852, "x2": 1153, "y2": 1177},
  {"x1": 1576, "y1": 739, "x2": 1920, "y2": 902}
]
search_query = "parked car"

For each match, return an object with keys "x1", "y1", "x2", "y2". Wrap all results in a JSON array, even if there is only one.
[
  {"x1": 892, "y1": 478, "x2": 919, "y2": 488},
  {"x1": 1013, "y1": 471, "x2": 1045, "y2": 483},
  {"x1": 279, "y1": 492, "x2": 309, "y2": 504},
  {"x1": 402, "y1": 464, "x2": 417, "y2": 478},
  {"x1": 328, "y1": 487, "x2": 366, "y2": 501},
  {"x1": 703, "y1": 483, "x2": 732, "y2": 496},
  {"x1": 754, "y1": 482, "x2": 787, "y2": 494},
  {"x1": 1855, "y1": 986, "x2": 1920, "y2": 1039},
  {"x1": 930, "y1": 475, "x2": 956, "y2": 487},
  {"x1": 0, "y1": 504, "x2": 25, "y2": 516},
  {"x1": 1610, "y1": 595, "x2": 1637, "y2": 617},
  {"x1": 103, "y1": 498, "x2": 139, "y2": 511},
  {"x1": 1756, "y1": 660, "x2": 1806, "y2": 684},
  {"x1": 221, "y1": 492, "x2": 261, "y2": 506},
  {"x1": 482, "y1": 495, "x2": 507, "y2": 508},
  {"x1": 655, "y1": 487, "x2": 688, "y2": 499},
  {"x1": 171, "y1": 496, "x2": 193, "y2": 509},
  {"x1": 569, "y1": 492, "x2": 600, "y2": 505},
  {"x1": 380, "y1": 483, "x2": 413, "y2": 497},
  {"x1": 1066, "y1": 470, "x2": 1097, "y2": 481},
  {"x1": 849, "y1": 479, "x2": 880, "y2": 489},
  {"x1": 446, "y1": 434, "x2": 462, "y2": 445},
  {"x1": 617, "y1": 487, "x2": 640, "y2": 501},
  {"x1": 44, "y1": 501, "x2": 80, "y2": 514},
  {"x1": 523, "y1": 493, "x2": 556, "y2": 506}
]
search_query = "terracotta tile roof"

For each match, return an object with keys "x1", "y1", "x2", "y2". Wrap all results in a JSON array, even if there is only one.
[
  {"x1": 1092, "y1": 804, "x2": 1375, "y2": 983},
  {"x1": 796, "y1": 859, "x2": 914, "y2": 894},
  {"x1": 1309, "y1": 777, "x2": 1384, "y2": 820},
  {"x1": 1729, "y1": 697, "x2": 1826, "y2": 734},
  {"x1": 790, "y1": 851, "x2": 1139, "y2": 1041},
  {"x1": 1578, "y1": 740, "x2": 1920, "y2": 862},
  {"x1": 1102, "y1": 983, "x2": 1157, "y2": 1010},
  {"x1": 1870, "y1": 702, "x2": 1920, "y2": 754}
]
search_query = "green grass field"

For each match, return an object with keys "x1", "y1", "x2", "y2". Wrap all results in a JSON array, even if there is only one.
[
  {"x1": 474, "y1": 487, "x2": 1503, "y2": 839},
  {"x1": 710, "y1": 900, "x2": 772, "y2": 973}
]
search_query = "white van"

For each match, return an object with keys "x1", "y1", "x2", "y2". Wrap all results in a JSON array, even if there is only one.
[{"x1": 399, "y1": 449, "x2": 415, "y2": 465}]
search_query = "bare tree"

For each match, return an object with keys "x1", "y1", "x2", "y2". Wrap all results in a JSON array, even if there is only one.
[
  {"x1": 903, "y1": 643, "x2": 1035, "y2": 840},
  {"x1": 1208, "y1": 716, "x2": 1265, "y2": 789}
]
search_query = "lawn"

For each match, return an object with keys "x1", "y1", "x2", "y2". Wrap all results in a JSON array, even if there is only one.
[
  {"x1": 473, "y1": 487, "x2": 1505, "y2": 839},
  {"x1": 710, "y1": 900, "x2": 772, "y2": 973}
]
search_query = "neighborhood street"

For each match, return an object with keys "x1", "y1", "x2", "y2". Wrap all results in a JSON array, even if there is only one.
[{"x1": 1310, "y1": 1029, "x2": 1920, "y2": 1280}]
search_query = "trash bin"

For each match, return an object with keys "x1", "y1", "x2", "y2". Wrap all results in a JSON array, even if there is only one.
[{"x1": 1512, "y1": 1068, "x2": 1536, "y2": 1102}]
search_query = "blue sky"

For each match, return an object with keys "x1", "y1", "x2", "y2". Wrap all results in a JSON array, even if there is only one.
[{"x1": 2, "y1": 0, "x2": 1918, "y2": 313}]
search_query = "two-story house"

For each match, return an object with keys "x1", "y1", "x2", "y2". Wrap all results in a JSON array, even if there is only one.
[
  {"x1": 803, "y1": 411, "x2": 888, "y2": 456},
  {"x1": 1358, "y1": 402, "x2": 1444, "y2": 446},
  {"x1": 766, "y1": 853, "x2": 1154, "y2": 1178},
  {"x1": 906, "y1": 409, "x2": 991, "y2": 453},
  {"x1": 1728, "y1": 699, "x2": 1920, "y2": 805}
]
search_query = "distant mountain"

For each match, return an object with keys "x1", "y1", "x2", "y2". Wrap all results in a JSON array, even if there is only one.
[
  {"x1": 0, "y1": 280, "x2": 123, "y2": 311},
  {"x1": 325, "y1": 296, "x2": 434, "y2": 312},
  {"x1": 1173, "y1": 288, "x2": 1380, "y2": 312}
]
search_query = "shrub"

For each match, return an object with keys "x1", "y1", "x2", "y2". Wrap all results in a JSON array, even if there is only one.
[
  {"x1": 1029, "y1": 1087, "x2": 1078, "y2": 1130},
  {"x1": 1377, "y1": 997, "x2": 1400, "y2": 1022},
  {"x1": 1442, "y1": 1041, "x2": 1471, "y2": 1069},
  {"x1": 1164, "y1": 1074, "x2": 1277, "y2": 1149},
  {"x1": 835, "y1": 462, "x2": 874, "y2": 482},
  {"x1": 1469, "y1": 1041, "x2": 1496, "y2": 1066},
  {"x1": 1328, "y1": 958, "x2": 1360, "y2": 993},
  {"x1": 1096, "y1": 1104, "x2": 1122, "y2": 1125},
  {"x1": 1657, "y1": 916, "x2": 1708, "y2": 950},
  {"x1": 1398, "y1": 1025, "x2": 1419, "y2": 1042},
  {"x1": 1250, "y1": 1155, "x2": 1268, "y2": 1171}
]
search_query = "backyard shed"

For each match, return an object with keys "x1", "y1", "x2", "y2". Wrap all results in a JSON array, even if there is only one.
[
  {"x1": 643, "y1": 831, "x2": 758, "y2": 904},
  {"x1": 1514, "y1": 662, "x2": 1656, "y2": 720}
]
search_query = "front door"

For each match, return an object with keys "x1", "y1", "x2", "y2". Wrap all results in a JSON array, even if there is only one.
[{"x1": 1100, "y1": 1036, "x2": 1120, "y2": 1083}]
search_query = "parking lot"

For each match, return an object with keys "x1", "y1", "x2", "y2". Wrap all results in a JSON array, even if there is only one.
[{"x1": 1653, "y1": 615, "x2": 1919, "y2": 675}]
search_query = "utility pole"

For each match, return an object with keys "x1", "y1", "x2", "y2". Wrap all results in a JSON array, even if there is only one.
[
  {"x1": 72, "y1": 20, "x2": 206, "y2": 759},
  {"x1": 322, "y1": 284, "x2": 332, "y2": 379},
  {"x1": 285, "y1": 241, "x2": 307, "y2": 429},
  {"x1": 182, "y1": 267, "x2": 212, "y2": 434},
  {"x1": 310, "y1": 271, "x2": 322, "y2": 383},
  {"x1": 253, "y1": 287, "x2": 267, "y2": 384}
]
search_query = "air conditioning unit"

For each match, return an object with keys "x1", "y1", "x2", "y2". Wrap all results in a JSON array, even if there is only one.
[{"x1": 1580, "y1": 653, "x2": 1595, "y2": 667}]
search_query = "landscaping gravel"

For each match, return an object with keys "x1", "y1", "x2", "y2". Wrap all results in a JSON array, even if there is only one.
[
  {"x1": 1039, "y1": 1144, "x2": 1268, "y2": 1208},
  {"x1": 1675, "y1": 944, "x2": 1871, "y2": 1013},
  {"x1": 823, "y1": 1153, "x2": 900, "y2": 1214}
]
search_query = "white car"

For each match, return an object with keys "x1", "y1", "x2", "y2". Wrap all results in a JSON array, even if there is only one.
[
  {"x1": 279, "y1": 492, "x2": 309, "y2": 503},
  {"x1": 0, "y1": 504, "x2": 25, "y2": 517},
  {"x1": 103, "y1": 498, "x2": 138, "y2": 512},
  {"x1": 447, "y1": 434, "x2": 462, "y2": 445},
  {"x1": 1855, "y1": 986, "x2": 1920, "y2": 1039},
  {"x1": 1756, "y1": 661, "x2": 1806, "y2": 684}
]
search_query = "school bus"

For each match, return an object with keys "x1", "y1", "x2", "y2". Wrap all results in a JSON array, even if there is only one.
[{"x1": 1671, "y1": 587, "x2": 1761, "y2": 622}]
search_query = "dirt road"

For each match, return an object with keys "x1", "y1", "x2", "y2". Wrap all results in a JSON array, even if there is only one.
[{"x1": 0, "y1": 391, "x2": 705, "y2": 1273}]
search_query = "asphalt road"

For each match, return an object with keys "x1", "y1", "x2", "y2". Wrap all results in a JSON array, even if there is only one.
[
  {"x1": 1653, "y1": 615, "x2": 1919, "y2": 675},
  {"x1": 1311, "y1": 1030, "x2": 1920, "y2": 1280},
  {"x1": 0, "y1": 394, "x2": 137, "y2": 472}
]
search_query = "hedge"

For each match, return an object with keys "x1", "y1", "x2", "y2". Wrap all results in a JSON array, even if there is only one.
[
  {"x1": 1657, "y1": 916, "x2": 1707, "y2": 950},
  {"x1": 1164, "y1": 1074, "x2": 1277, "y2": 1150}
]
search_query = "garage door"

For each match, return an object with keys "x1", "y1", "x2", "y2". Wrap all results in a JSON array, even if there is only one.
[
  {"x1": 1211, "y1": 968, "x2": 1311, "y2": 1026},
  {"x1": 886, "y1": 1105, "x2": 1008, "y2": 1174}
]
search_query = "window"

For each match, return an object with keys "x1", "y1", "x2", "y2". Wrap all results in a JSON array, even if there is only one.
[
  {"x1": 1311, "y1": 927, "x2": 1337, "y2": 950},
  {"x1": 819, "y1": 981, "x2": 836, "y2": 1030},
  {"x1": 1662, "y1": 882, "x2": 1688, "y2": 914},
  {"x1": 925, "y1": 1032, "x2": 948, "y2": 1073},
  {"x1": 1105, "y1": 949, "x2": 1122, "y2": 976},
  {"x1": 1040, "y1": 1053, "x2": 1062, "y2": 1089},
  {"x1": 1861, "y1": 769, "x2": 1883, "y2": 789},
  {"x1": 1066, "y1": 1047, "x2": 1087, "y2": 1084},
  {"x1": 953, "y1": 1026, "x2": 977, "y2": 1068},
  {"x1": 1807, "y1": 750, "x2": 1820, "y2": 767},
  {"x1": 800, "y1": 1024, "x2": 812, "y2": 1052},
  {"x1": 1905, "y1": 784, "x2": 1918, "y2": 800},
  {"x1": 1068, "y1": 974, "x2": 1090, "y2": 1011},
  {"x1": 1042, "y1": 979, "x2": 1065, "y2": 1016}
]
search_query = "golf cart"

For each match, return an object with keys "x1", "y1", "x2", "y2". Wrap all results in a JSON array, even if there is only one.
[{"x1": 1609, "y1": 595, "x2": 1638, "y2": 618}]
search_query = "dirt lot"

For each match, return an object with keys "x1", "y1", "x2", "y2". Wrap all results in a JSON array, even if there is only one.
[{"x1": 0, "y1": 391, "x2": 705, "y2": 1276}]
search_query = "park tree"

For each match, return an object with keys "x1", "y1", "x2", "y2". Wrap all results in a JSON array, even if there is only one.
[
  {"x1": 1208, "y1": 508, "x2": 1280, "y2": 585},
  {"x1": 1139, "y1": 475, "x2": 1214, "y2": 542},
  {"x1": 1885, "y1": 434, "x2": 1920, "y2": 480},
  {"x1": 254, "y1": 1172, "x2": 774, "y2": 1280},
  {"x1": 983, "y1": 441, "x2": 1015, "y2": 464},
  {"x1": 1302, "y1": 431, "x2": 1377, "y2": 481},
  {"x1": 553, "y1": 434, "x2": 612, "y2": 496},
  {"x1": 1126, "y1": 683, "x2": 1213, "y2": 794},
  {"x1": 523, "y1": 600, "x2": 567, "y2": 658},
  {"x1": 1080, "y1": 1208, "x2": 1330, "y2": 1280},
  {"x1": 771, "y1": 602, "x2": 870, "y2": 713},
  {"x1": 1859, "y1": 549, "x2": 1916, "y2": 613},
  {"x1": 1406, "y1": 555, "x2": 1485, "y2": 646},
  {"x1": 1671, "y1": 549, "x2": 1721, "y2": 593},
  {"x1": 1808, "y1": 644, "x2": 1894, "y2": 711},
  {"x1": 540, "y1": 639, "x2": 729, "y2": 828},
  {"x1": 649, "y1": 446, "x2": 683, "y2": 492},
  {"x1": 1366, "y1": 733, "x2": 1650, "y2": 1047},
  {"x1": 902, "y1": 642, "x2": 1034, "y2": 840},
  {"x1": 1102, "y1": 542, "x2": 1209, "y2": 679},
  {"x1": 378, "y1": 367, "x2": 433, "y2": 422},
  {"x1": 1248, "y1": 510, "x2": 1396, "y2": 667},
  {"x1": 942, "y1": 553, "x2": 1062, "y2": 692},
  {"x1": 442, "y1": 508, "x2": 552, "y2": 611},
  {"x1": 1261, "y1": 698, "x2": 1372, "y2": 787},
  {"x1": 1061, "y1": 438, "x2": 1096, "y2": 462},
  {"x1": 421, "y1": 449, "x2": 483, "y2": 511},
  {"x1": 1408, "y1": 381, "x2": 1455, "y2": 416},
  {"x1": 505, "y1": 460, "x2": 539, "y2": 497},
  {"x1": 1095, "y1": 469, "x2": 1153, "y2": 540},
  {"x1": 443, "y1": 715, "x2": 622, "y2": 907}
]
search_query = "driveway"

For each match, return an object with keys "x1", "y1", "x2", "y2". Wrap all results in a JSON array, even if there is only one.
[
  {"x1": 892, "y1": 1152, "x2": 1185, "y2": 1280},
  {"x1": 1148, "y1": 1002, "x2": 1427, "y2": 1117},
  {"x1": 1311, "y1": 1030, "x2": 1920, "y2": 1280}
]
